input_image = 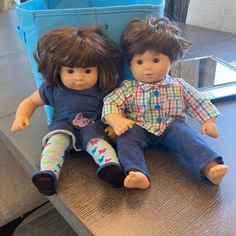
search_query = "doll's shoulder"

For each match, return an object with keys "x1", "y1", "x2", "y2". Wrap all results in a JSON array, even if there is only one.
[
  {"x1": 39, "y1": 82, "x2": 60, "y2": 99},
  {"x1": 165, "y1": 76, "x2": 185, "y2": 89},
  {"x1": 168, "y1": 76, "x2": 194, "y2": 91},
  {"x1": 170, "y1": 75, "x2": 194, "y2": 87},
  {"x1": 39, "y1": 82, "x2": 55, "y2": 91},
  {"x1": 168, "y1": 76, "x2": 185, "y2": 85},
  {"x1": 117, "y1": 80, "x2": 137, "y2": 91},
  {"x1": 121, "y1": 79, "x2": 136, "y2": 87},
  {"x1": 109, "y1": 80, "x2": 136, "y2": 98}
]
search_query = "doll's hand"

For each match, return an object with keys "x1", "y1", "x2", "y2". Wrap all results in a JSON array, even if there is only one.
[
  {"x1": 201, "y1": 118, "x2": 218, "y2": 138},
  {"x1": 105, "y1": 126, "x2": 117, "y2": 141},
  {"x1": 104, "y1": 113, "x2": 135, "y2": 136},
  {"x1": 11, "y1": 116, "x2": 30, "y2": 132}
]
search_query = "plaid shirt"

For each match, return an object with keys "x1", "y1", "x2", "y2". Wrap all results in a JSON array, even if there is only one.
[{"x1": 102, "y1": 75, "x2": 220, "y2": 136}]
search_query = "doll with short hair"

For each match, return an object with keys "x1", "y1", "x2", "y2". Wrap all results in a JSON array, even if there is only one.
[
  {"x1": 103, "y1": 17, "x2": 228, "y2": 189},
  {"x1": 11, "y1": 25, "x2": 124, "y2": 195}
]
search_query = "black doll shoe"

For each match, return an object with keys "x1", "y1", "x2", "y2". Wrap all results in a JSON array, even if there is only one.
[
  {"x1": 32, "y1": 170, "x2": 58, "y2": 196},
  {"x1": 97, "y1": 163, "x2": 125, "y2": 188}
]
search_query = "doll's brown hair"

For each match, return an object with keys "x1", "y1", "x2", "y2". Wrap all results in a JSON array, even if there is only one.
[
  {"x1": 34, "y1": 25, "x2": 121, "y2": 95},
  {"x1": 121, "y1": 17, "x2": 191, "y2": 64}
]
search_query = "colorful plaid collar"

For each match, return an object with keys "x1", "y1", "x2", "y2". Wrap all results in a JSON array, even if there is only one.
[{"x1": 137, "y1": 75, "x2": 174, "y2": 91}]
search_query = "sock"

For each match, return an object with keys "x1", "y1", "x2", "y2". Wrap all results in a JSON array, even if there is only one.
[
  {"x1": 87, "y1": 138, "x2": 124, "y2": 187},
  {"x1": 86, "y1": 138, "x2": 119, "y2": 166},
  {"x1": 40, "y1": 133, "x2": 70, "y2": 178}
]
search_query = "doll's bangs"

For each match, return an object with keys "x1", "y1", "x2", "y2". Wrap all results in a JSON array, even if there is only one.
[
  {"x1": 127, "y1": 34, "x2": 184, "y2": 63},
  {"x1": 58, "y1": 46, "x2": 99, "y2": 68}
]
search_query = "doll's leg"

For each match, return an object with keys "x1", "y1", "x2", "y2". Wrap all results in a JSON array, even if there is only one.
[
  {"x1": 32, "y1": 133, "x2": 70, "y2": 195},
  {"x1": 116, "y1": 125, "x2": 150, "y2": 189},
  {"x1": 161, "y1": 120, "x2": 228, "y2": 185},
  {"x1": 86, "y1": 138, "x2": 124, "y2": 187}
]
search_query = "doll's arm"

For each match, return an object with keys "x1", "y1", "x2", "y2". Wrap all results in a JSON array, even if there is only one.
[
  {"x1": 11, "y1": 90, "x2": 45, "y2": 132},
  {"x1": 200, "y1": 117, "x2": 219, "y2": 138},
  {"x1": 104, "y1": 113, "x2": 135, "y2": 136},
  {"x1": 181, "y1": 79, "x2": 220, "y2": 123}
]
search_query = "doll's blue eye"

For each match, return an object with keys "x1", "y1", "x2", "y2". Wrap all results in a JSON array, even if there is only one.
[
  {"x1": 136, "y1": 60, "x2": 143, "y2": 65},
  {"x1": 85, "y1": 69, "x2": 92, "y2": 74},
  {"x1": 67, "y1": 69, "x2": 74, "y2": 74},
  {"x1": 153, "y1": 58, "x2": 159, "y2": 63}
]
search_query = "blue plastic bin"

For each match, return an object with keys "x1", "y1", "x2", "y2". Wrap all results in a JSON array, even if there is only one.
[{"x1": 16, "y1": 0, "x2": 165, "y2": 124}]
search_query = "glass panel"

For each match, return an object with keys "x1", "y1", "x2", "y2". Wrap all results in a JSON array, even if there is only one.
[{"x1": 170, "y1": 56, "x2": 236, "y2": 101}]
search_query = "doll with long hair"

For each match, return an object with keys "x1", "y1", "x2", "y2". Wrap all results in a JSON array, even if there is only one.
[
  {"x1": 103, "y1": 17, "x2": 228, "y2": 189},
  {"x1": 11, "y1": 25, "x2": 124, "y2": 195}
]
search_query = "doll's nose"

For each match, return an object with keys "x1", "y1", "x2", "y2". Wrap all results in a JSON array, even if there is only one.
[
  {"x1": 75, "y1": 72, "x2": 83, "y2": 81},
  {"x1": 143, "y1": 63, "x2": 153, "y2": 73},
  {"x1": 143, "y1": 68, "x2": 153, "y2": 76}
]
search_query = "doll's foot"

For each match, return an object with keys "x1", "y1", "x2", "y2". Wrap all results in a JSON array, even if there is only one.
[
  {"x1": 124, "y1": 171, "x2": 150, "y2": 189},
  {"x1": 205, "y1": 164, "x2": 229, "y2": 185},
  {"x1": 97, "y1": 163, "x2": 125, "y2": 188},
  {"x1": 32, "y1": 170, "x2": 57, "y2": 196}
]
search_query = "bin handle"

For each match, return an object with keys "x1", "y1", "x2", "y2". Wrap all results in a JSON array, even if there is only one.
[{"x1": 16, "y1": 25, "x2": 26, "y2": 43}]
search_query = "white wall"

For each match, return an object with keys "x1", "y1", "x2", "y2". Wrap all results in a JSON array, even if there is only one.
[{"x1": 186, "y1": 0, "x2": 236, "y2": 34}]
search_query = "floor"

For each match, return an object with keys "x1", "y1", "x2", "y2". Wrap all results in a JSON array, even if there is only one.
[{"x1": 13, "y1": 203, "x2": 77, "y2": 236}]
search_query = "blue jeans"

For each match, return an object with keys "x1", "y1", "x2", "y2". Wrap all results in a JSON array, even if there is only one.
[{"x1": 116, "y1": 120, "x2": 223, "y2": 179}]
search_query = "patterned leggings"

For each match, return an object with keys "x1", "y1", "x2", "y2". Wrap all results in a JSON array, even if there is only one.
[{"x1": 40, "y1": 133, "x2": 119, "y2": 179}]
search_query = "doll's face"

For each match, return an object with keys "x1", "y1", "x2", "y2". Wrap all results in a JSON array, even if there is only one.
[
  {"x1": 60, "y1": 66, "x2": 98, "y2": 90},
  {"x1": 130, "y1": 50, "x2": 172, "y2": 84}
]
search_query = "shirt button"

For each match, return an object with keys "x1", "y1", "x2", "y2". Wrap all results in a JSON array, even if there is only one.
[
  {"x1": 155, "y1": 104, "x2": 161, "y2": 110},
  {"x1": 157, "y1": 117, "x2": 162, "y2": 123},
  {"x1": 153, "y1": 90, "x2": 159, "y2": 97}
]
